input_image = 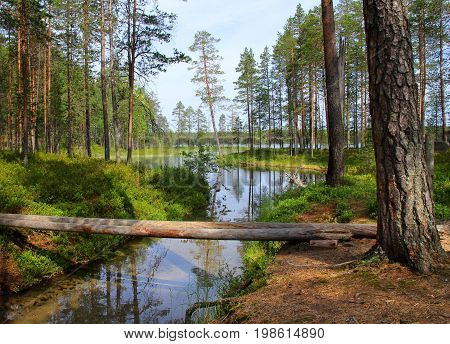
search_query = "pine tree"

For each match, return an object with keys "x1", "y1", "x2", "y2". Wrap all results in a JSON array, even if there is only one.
[
  {"x1": 189, "y1": 31, "x2": 225, "y2": 155},
  {"x1": 235, "y1": 47, "x2": 258, "y2": 151}
]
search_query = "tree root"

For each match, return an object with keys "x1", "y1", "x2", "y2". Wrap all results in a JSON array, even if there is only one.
[{"x1": 184, "y1": 297, "x2": 240, "y2": 324}]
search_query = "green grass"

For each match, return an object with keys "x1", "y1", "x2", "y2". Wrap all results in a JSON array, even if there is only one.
[
  {"x1": 0, "y1": 151, "x2": 210, "y2": 289},
  {"x1": 218, "y1": 148, "x2": 329, "y2": 171}
]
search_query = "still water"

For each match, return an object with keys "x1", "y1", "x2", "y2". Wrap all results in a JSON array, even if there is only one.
[{"x1": 0, "y1": 156, "x2": 322, "y2": 324}]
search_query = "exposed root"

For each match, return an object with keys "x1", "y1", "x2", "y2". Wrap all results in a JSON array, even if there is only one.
[{"x1": 184, "y1": 297, "x2": 240, "y2": 324}]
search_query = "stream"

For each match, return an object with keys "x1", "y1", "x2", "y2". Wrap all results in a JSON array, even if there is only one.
[{"x1": 0, "y1": 155, "x2": 323, "y2": 324}]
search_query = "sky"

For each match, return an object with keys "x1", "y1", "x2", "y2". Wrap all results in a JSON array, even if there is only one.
[{"x1": 148, "y1": 0, "x2": 318, "y2": 128}]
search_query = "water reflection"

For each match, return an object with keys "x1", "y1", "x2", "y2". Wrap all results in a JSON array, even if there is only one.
[
  {"x1": 0, "y1": 156, "x2": 323, "y2": 324},
  {"x1": 209, "y1": 167, "x2": 323, "y2": 222}
]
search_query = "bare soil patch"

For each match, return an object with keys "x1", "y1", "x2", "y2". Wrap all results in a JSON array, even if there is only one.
[{"x1": 223, "y1": 230, "x2": 450, "y2": 324}]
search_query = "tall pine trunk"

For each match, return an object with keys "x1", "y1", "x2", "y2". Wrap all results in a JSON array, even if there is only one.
[
  {"x1": 7, "y1": 30, "x2": 13, "y2": 150},
  {"x1": 109, "y1": 0, "x2": 121, "y2": 162},
  {"x1": 83, "y1": 0, "x2": 91, "y2": 157},
  {"x1": 20, "y1": 1, "x2": 29, "y2": 164},
  {"x1": 321, "y1": 0, "x2": 345, "y2": 186},
  {"x1": 66, "y1": 26, "x2": 73, "y2": 158},
  {"x1": 46, "y1": 16, "x2": 52, "y2": 153},
  {"x1": 438, "y1": 1, "x2": 446, "y2": 143},
  {"x1": 127, "y1": 0, "x2": 137, "y2": 164},
  {"x1": 363, "y1": 0, "x2": 444, "y2": 273},
  {"x1": 100, "y1": 0, "x2": 110, "y2": 160},
  {"x1": 201, "y1": 44, "x2": 222, "y2": 156},
  {"x1": 309, "y1": 64, "x2": 315, "y2": 157}
]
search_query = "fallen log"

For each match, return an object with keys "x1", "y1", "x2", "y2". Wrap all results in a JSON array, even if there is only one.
[
  {"x1": 0, "y1": 213, "x2": 376, "y2": 241},
  {"x1": 0, "y1": 214, "x2": 446, "y2": 242}
]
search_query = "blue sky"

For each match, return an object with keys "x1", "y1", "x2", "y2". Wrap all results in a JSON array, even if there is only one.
[{"x1": 150, "y1": 0, "x2": 318, "y2": 128}]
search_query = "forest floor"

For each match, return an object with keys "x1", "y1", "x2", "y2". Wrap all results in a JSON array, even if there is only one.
[
  {"x1": 217, "y1": 147, "x2": 450, "y2": 324},
  {"x1": 221, "y1": 233, "x2": 449, "y2": 324}
]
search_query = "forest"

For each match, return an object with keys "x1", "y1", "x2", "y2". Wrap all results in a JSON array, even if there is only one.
[
  {"x1": 0, "y1": 0, "x2": 447, "y2": 158},
  {"x1": 0, "y1": 0, "x2": 449, "y2": 327}
]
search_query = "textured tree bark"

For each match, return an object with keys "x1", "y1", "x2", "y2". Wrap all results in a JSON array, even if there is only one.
[
  {"x1": 83, "y1": 0, "x2": 91, "y2": 157},
  {"x1": 100, "y1": 0, "x2": 110, "y2": 161},
  {"x1": 321, "y1": 0, "x2": 345, "y2": 186},
  {"x1": 418, "y1": 9, "x2": 426, "y2": 132},
  {"x1": 363, "y1": 0, "x2": 444, "y2": 273},
  {"x1": 438, "y1": 2, "x2": 446, "y2": 143}
]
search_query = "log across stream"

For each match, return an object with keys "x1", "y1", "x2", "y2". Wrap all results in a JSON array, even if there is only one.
[{"x1": 0, "y1": 213, "x2": 378, "y2": 241}]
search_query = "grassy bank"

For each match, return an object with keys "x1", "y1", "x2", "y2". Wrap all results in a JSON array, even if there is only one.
[
  {"x1": 218, "y1": 148, "x2": 329, "y2": 171},
  {"x1": 0, "y1": 151, "x2": 210, "y2": 293}
]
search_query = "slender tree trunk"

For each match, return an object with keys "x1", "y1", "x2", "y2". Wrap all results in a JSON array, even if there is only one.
[
  {"x1": 309, "y1": 64, "x2": 315, "y2": 157},
  {"x1": 354, "y1": 72, "x2": 359, "y2": 149},
  {"x1": 20, "y1": 1, "x2": 28, "y2": 164},
  {"x1": 100, "y1": 0, "x2": 110, "y2": 160},
  {"x1": 246, "y1": 87, "x2": 253, "y2": 151},
  {"x1": 7, "y1": 30, "x2": 13, "y2": 150},
  {"x1": 363, "y1": 0, "x2": 444, "y2": 273},
  {"x1": 43, "y1": 30, "x2": 47, "y2": 152},
  {"x1": 360, "y1": 70, "x2": 366, "y2": 147},
  {"x1": 321, "y1": 0, "x2": 345, "y2": 186},
  {"x1": 109, "y1": 0, "x2": 120, "y2": 162},
  {"x1": 46, "y1": 17, "x2": 52, "y2": 153},
  {"x1": 66, "y1": 27, "x2": 73, "y2": 158},
  {"x1": 127, "y1": 0, "x2": 137, "y2": 164},
  {"x1": 17, "y1": 19, "x2": 21, "y2": 152},
  {"x1": 29, "y1": 37, "x2": 36, "y2": 152},
  {"x1": 439, "y1": 2, "x2": 446, "y2": 143},
  {"x1": 201, "y1": 44, "x2": 222, "y2": 156},
  {"x1": 83, "y1": 0, "x2": 91, "y2": 157}
]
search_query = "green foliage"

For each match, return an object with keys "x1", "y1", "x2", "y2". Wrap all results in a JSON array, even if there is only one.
[
  {"x1": 334, "y1": 201, "x2": 354, "y2": 223},
  {"x1": 260, "y1": 197, "x2": 309, "y2": 222},
  {"x1": 16, "y1": 250, "x2": 62, "y2": 286},
  {"x1": 434, "y1": 152, "x2": 450, "y2": 221},
  {"x1": 182, "y1": 146, "x2": 217, "y2": 176}
]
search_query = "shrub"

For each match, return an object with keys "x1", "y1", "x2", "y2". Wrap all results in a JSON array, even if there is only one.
[
  {"x1": 16, "y1": 250, "x2": 62, "y2": 285},
  {"x1": 260, "y1": 197, "x2": 309, "y2": 222},
  {"x1": 334, "y1": 201, "x2": 354, "y2": 223}
]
